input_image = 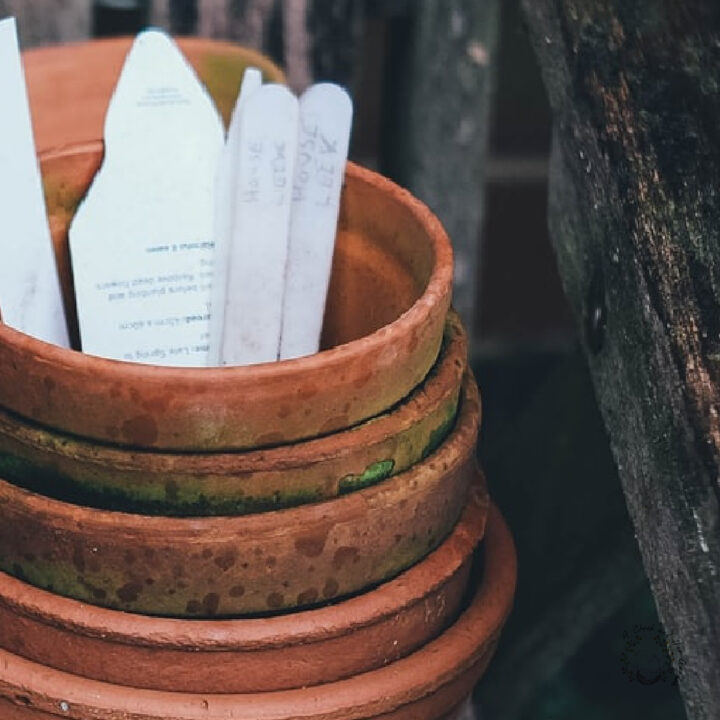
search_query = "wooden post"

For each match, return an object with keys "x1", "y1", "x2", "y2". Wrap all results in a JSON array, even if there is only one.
[
  {"x1": 521, "y1": 2, "x2": 720, "y2": 717},
  {"x1": 382, "y1": 0, "x2": 500, "y2": 352}
]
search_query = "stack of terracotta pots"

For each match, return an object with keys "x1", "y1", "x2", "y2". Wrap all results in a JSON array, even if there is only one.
[{"x1": 0, "y1": 39, "x2": 516, "y2": 720}]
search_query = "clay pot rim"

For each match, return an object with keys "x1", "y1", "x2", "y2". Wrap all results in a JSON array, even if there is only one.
[
  {"x1": 0, "y1": 504, "x2": 515, "y2": 719},
  {"x1": 2, "y1": 311, "x2": 468, "y2": 471},
  {"x1": 1, "y1": 142, "x2": 453, "y2": 383},
  {"x1": 0, "y1": 475, "x2": 488, "y2": 651},
  {"x1": 2, "y1": 368, "x2": 478, "y2": 528}
]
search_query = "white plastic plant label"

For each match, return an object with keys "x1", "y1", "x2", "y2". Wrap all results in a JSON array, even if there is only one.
[
  {"x1": 0, "y1": 17, "x2": 69, "y2": 347},
  {"x1": 207, "y1": 66, "x2": 262, "y2": 366},
  {"x1": 279, "y1": 83, "x2": 353, "y2": 360},
  {"x1": 219, "y1": 84, "x2": 299, "y2": 366},
  {"x1": 69, "y1": 29, "x2": 224, "y2": 366}
]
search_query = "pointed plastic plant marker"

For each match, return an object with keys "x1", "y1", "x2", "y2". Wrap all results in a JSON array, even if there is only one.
[
  {"x1": 219, "y1": 84, "x2": 299, "y2": 366},
  {"x1": 69, "y1": 29, "x2": 224, "y2": 365},
  {"x1": 279, "y1": 83, "x2": 353, "y2": 360},
  {"x1": 207, "y1": 67, "x2": 262, "y2": 366},
  {"x1": 0, "y1": 17, "x2": 69, "y2": 347}
]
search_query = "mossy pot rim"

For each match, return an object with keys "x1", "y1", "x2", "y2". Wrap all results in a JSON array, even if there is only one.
[
  {"x1": 0, "y1": 142, "x2": 454, "y2": 450},
  {"x1": 0, "y1": 478, "x2": 487, "y2": 693},
  {"x1": 0, "y1": 504, "x2": 515, "y2": 719},
  {"x1": 0, "y1": 374, "x2": 480, "y2": 616},
  {"x1": 0, "y1": 311, "x2": 468, "y2": 516}
]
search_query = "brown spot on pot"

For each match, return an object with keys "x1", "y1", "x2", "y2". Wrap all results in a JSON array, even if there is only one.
[
  {"x1": 297, "y1": 384, "x2": 319, "y2": 399},
  {"x1": 121, "y1": 414, "x2": 159, "y2": 446},
  {"x1": 265, "y1": 556, "x2": 277, "y2": 569},
  {"x1": 185, "y1": 599, "x2": 202, "y2": 614},
  {"x1": 333, "y1": 546, "x2": 359, "y2": 570},
  {"x1": 202, "y1": 549, "x2": 213, "y2": 559},
  {"x1": 277, "y1": 404, "x2": 291, "y2": 419},
  {"x1": 266, "y1": 592, "x2": 284, "y2": 609},
  {"x1": 323, "y1": 578, "x2": 339, "y2": 598},
  {"x1": 116, "y1": 581, "x2": 143, "y2": 603},
  {"x1": 214, "y1": 550, "x2": 236, "y2": 571},
  {"x1": 202, "y1": 592, "x2": 220, "y2": 616},
  {"x1": 294, "y1": 528, "x2": 330, "y2": 558},
  {"x1": 229, "y1": 584, "x2": 245, "y2": 598},
  {"x1": 297, "y1": 587, "x2": 319, "y2": 605}
]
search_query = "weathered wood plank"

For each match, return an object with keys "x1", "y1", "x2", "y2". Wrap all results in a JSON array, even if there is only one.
[
  {"x1": 382, "y1": 0, "x2": 500, "y2": 353},
  {"x1": 0, "y1": 0, "x2": 91, "y2": 46},
  {"x1": 520, "y1": 2, "x2": 720, "y2": 718}
]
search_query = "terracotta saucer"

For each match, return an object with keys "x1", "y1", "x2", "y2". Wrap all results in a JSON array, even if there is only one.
[
  {"x1": 0, "y1": 474, "x2": 487, "y2": 693},
  {"x1": 0, "y1": 374, "x2": 480, "y2": 617},
  {"x1": 0, "y1": 143, "x2": 453, "y2": 451},
  {"x1": 0, "y1": 312, "x2": 467, "y2": 516},
  {"x1": 0, "y1": 504, "x2": 516, "y2": 719}
]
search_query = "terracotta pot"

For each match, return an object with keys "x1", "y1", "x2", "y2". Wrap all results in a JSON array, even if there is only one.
[
  {"x1": 0, "y1": 142, "x2": 453, "y2": 451},
  {"x1": 24, "y1": 36, "x2": 286, "y2": 152},
  {"x1": 0, "y1": 504, "x2": 515, "y2": 719},
  {"x1": 0, "y1": 474, "x2": 487, "y2": 693},
  {"x1": 0, "y1": 312, "x2": 467, "y2": 516},
  {"x1": 0, "y1": 374, "x2": 479, "y2": 617}
]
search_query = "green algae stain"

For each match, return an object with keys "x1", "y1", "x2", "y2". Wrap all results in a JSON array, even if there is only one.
[
  {"x1": 339, "y1": 459, "x2": 396, "y2": 495},
  {"x1": 421, "y1": 398, "x2": 460, "y2": 460}
]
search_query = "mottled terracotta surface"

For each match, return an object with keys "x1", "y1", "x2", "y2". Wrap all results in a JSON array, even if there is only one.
[
  {"x1": 0, "y1": 143, "x2": 453, "y2": 451},
  {"x1": 24, "y1": 37, "x2": 286, "y2": 152},
  {"x1": 0, "y1": 474, "x2": 487, "y2": 693},
  {"x1": 0, "y1": 504, "x2": 515, "y2": 719},
  {"x1": 0, "y1": 312, "x2": 467, "y2": 516},
  {"x1": 0, "y1": 374, "x2": 479, "y2": 616}
]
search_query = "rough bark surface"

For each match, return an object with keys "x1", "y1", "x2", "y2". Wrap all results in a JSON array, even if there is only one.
[
  {"x1": 521, "y1": 2, "x2": 720, "y2": 718},
  {"x1": 383, "y1": 0, "x2": 499, "y2": 350}
]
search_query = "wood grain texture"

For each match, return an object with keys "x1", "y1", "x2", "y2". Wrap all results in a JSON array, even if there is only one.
[
  {"x1": 0, "y1": 0, "x2": 91, "y2": 46},
  {"x1": 521, "y1": 2, "x2": 720, "y2": 718}
]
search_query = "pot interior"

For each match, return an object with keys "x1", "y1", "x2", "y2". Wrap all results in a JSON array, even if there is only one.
[{"x1": 41, "y1": 145, "x2": 436, "y2": 353}]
